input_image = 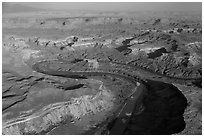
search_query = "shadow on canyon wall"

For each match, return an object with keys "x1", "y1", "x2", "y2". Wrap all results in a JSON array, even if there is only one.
[{"x1": 109, "y1": 80, "x2": 188, "y2": 135}]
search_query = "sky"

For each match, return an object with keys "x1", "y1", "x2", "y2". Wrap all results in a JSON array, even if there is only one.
[{"x1": 3, "y1": 2, "x2": 202, "y2": 12}]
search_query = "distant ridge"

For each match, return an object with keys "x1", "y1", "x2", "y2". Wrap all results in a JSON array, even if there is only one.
[{"x1": 2, "y1": 3, "x2": 46, "y2": 13}]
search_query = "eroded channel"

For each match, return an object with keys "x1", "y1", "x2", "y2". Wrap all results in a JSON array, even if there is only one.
[{"x1": 30, "y1": 59, "x2": 188, "y2": 134}]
